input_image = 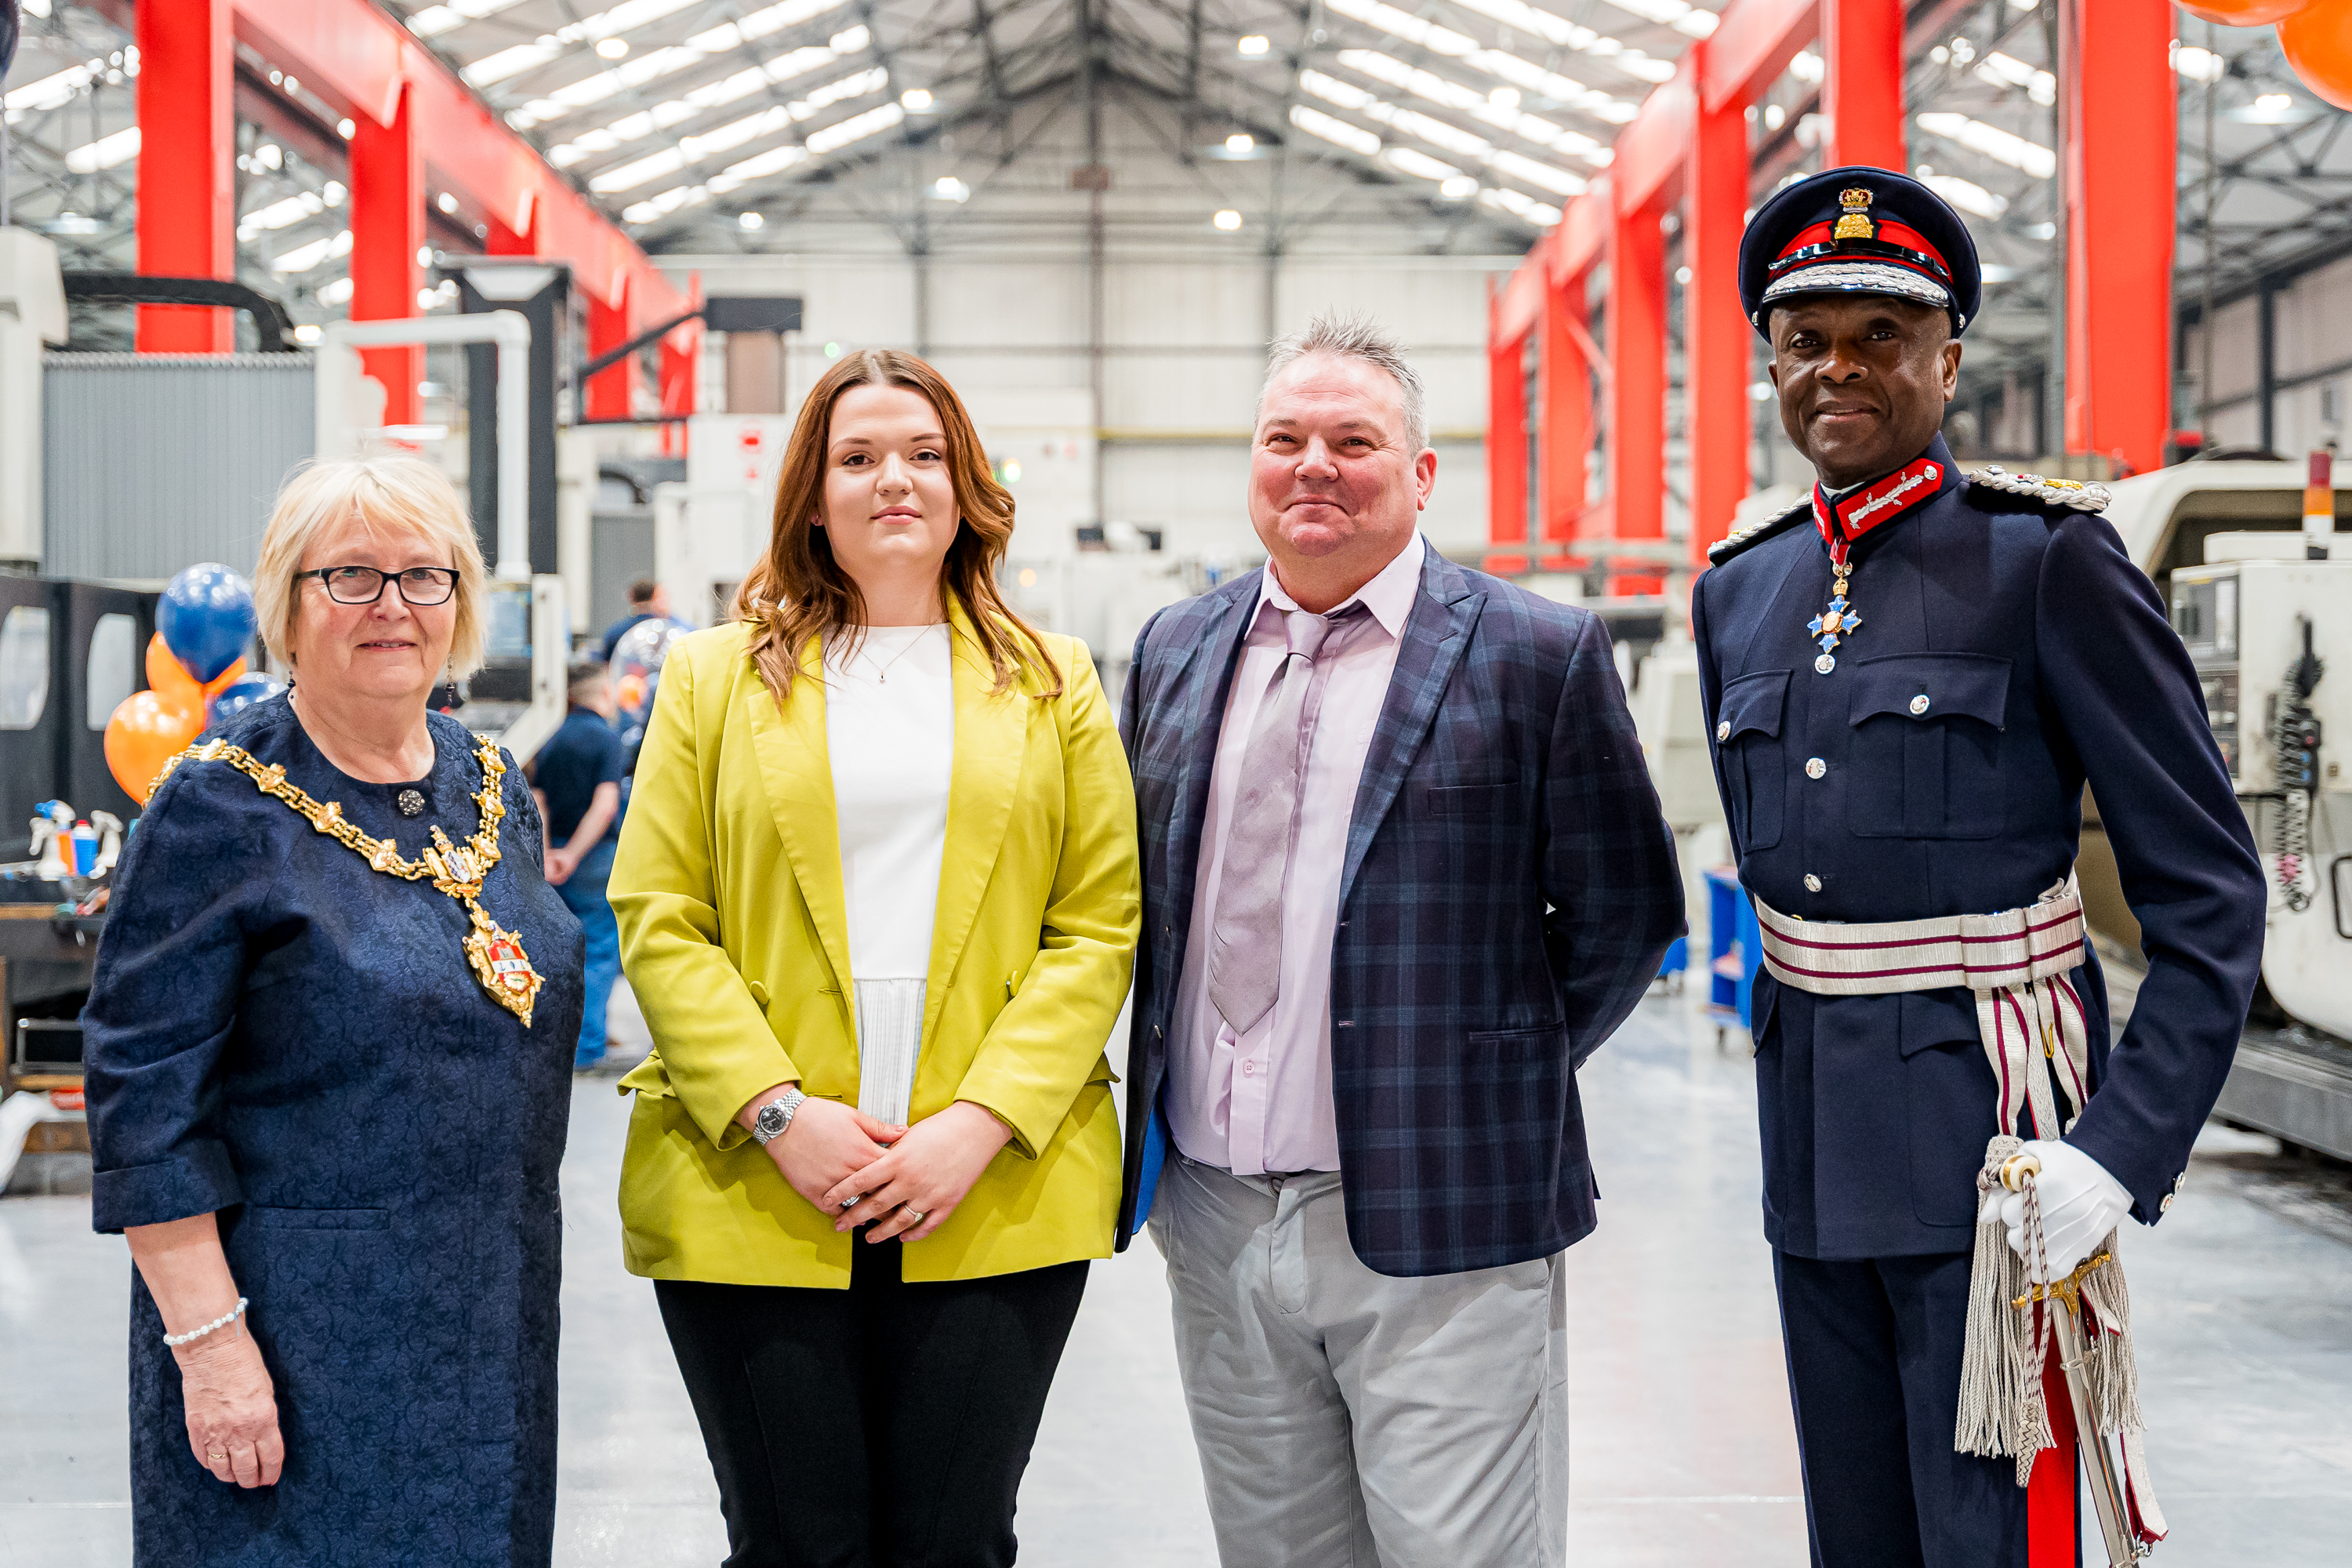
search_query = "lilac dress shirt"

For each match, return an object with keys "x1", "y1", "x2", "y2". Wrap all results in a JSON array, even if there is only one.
[{"x1": 1166, "y1": 532, "x2": 1426, "y2": 1175}]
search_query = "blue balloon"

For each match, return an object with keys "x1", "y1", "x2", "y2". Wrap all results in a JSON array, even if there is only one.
[
  {"x1": 158, "y1": 564, "x2": 257, "y2": 682},
  {"x1": 205, "y1": 672, "x2": 285, "y2": 731},
  {"x1": 2, "y1": 4, "x2": 20, "y2": 84}
]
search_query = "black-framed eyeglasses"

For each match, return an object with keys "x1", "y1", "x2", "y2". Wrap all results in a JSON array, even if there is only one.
[{"x1": 301, "y1": 566, "x2": 461, "y2": 606}]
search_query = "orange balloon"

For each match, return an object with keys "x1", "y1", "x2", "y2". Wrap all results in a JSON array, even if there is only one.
[
  {"x1": 2180, "y1": 0, "x2": 2311, "y2": 25},
  {"x1": 105, "y1": 689, "x2": 205, "y2": 805},
  {"x1": 2283, "y1": 3, "x2": 2352, "y2": 109},
  {"x1": 144, "y1": 633, "x2": 201, "y2": 704},
  {"x1": 200, "y1": 657, "x2": 249, "y2": 699}
]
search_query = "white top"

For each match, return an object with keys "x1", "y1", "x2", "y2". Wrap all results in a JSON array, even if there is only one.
[
  {"x1": 1167, "y1": 532, "x2": 1426, "y2": 1175},
  {"x1": 824, "y1": 622, "x2": 955, "y2": 982}
]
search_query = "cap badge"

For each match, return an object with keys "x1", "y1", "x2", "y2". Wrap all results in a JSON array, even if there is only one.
[{"x1": 1833, "y1": 187, "x2": 1876, "y2": 241}]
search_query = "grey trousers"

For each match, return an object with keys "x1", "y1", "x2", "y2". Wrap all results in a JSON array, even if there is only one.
[{"x1": 1151, "y1": 1156, "x2": 1569, "y2": 1568}]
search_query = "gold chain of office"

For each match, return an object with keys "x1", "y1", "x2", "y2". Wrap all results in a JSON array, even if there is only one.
[{"x1": 154, "y1": 735, "x2": 544, "y2": 1026}]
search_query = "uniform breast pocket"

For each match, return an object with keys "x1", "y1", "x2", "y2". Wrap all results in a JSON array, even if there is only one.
[
  {"x1": 1846, "y1": 653, "x2": 2011, "y2": 840},
  {"x1": 1717, "y1": 670, "x2": 1791, "y2": 852}
]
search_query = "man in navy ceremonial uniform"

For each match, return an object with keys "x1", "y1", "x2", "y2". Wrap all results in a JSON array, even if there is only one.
[{"x1": 1693, "y1": 168, "x2": 2267, "y2": 1566}]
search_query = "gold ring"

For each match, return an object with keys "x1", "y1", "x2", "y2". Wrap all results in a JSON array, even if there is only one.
[{"x1": 208, "y1": 1450, "x2": 227, "y2": 1459}]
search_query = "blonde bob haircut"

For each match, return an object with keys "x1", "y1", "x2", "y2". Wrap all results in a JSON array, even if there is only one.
[{"x1": 254, "y1": 455, "x2": 490, "y2": 678}]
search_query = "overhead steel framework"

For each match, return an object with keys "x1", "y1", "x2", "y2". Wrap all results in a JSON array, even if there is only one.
[
  {"x1": 1483, "y1": 0, "x2": 2177, "y2": 590},
  {"x1": 5, "y1": 0, "x2": 697, "y2": 423}
]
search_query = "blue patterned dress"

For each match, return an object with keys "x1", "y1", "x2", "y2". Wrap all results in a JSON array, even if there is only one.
[{"x1": 82, "y1": 695, "x2": 582, "y2": 1567}]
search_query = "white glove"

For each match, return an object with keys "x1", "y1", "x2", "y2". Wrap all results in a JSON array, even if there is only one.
[{"x1": 1997, "y1": 1139, "x2": 2134, "y2": 1283}]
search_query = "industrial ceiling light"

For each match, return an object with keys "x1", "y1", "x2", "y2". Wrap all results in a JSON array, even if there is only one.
[
  {"x1": 739, "y1": 210, "x2": 764, "y2": 228},
  {"x1": 542, "y1": 31, "x2": 868, "y2": 153},
  {"x1": 1975, "y1": 51, "x2": 2055, "y2": 107},
  {"x1": 464, "y1": 0, "x2": 707, "y2": 85},
  {"x1": 1479, "y1": 185, "x2": 1561, "y2": 227},
  {"x1": 591, "y1": 67, "x2": 888, "y2": 190},
  {"x1": 1226, "y1": 132, "x2": 1255, "y2": 154},
  {"x1": 1489, "y1": 86, "x2": 1519, "y2": 109},
  {"x1": 2171, "y1": 42, "x2": 2224, "y2": 84},
  {"x1": 1337, "y1": 50, "x2": 1607, "y2": 165},
  {"x1": 1913, "y1": 111, "x2": 2055, "y2": 179},
  {"x1": 1238, "y1": 35, "x2": 1271, "y2": 56},
  {"x1": 1915, "y1": 171, "x2": 2007, "y2": 220},
  {"x1": 1213, "y1": 209, "x2": 1243, "y2": 230},
  {"x1": 64, "y1": 126, "x2": 141, "y2": 173},
  {"x1": 931, "y1": 176, "x2": 971, "y2": 201},
  {"x1": 437, "y1": 191, "x2": 460, "y2": 214},
  {"x1": 1299, "y1": 71, "x2": 1589, "y2": 196},
  {"x1": 597, "y1": 38, "x2": 630, "y2": 59},
  {"x1": 1290, "y1": 104, "x2": 1383, "y2": 158},
  {"x1": 407, "y1": 0, "x2": 532, "y2": 40},
  {"x1": 510, "y1": 6, "x2": 864, "y2": 130},
  {"x1": 1439, "y1": 175, "x2": 1479, "y2": 199},
  {"x1": 901, "y1": 88, "x2": 935, "y2": 112}
]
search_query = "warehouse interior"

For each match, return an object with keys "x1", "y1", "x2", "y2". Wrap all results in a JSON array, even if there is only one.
[{"x1": 4, "y1": 0, "x2": 2352, "y2": 1563}]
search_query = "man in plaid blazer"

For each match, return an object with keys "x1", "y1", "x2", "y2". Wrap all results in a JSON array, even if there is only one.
[{"x1": 1115, "y1": 314, "x2": 1682, "y2": 1565}]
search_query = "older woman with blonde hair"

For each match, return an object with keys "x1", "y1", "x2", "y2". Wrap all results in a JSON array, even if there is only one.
[{"x1": 82, "y1": 454, "x2": 582, "y2": 1566}]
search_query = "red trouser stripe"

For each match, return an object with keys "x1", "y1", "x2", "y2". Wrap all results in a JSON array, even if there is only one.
[{"x1": 2028, "y1": 1338, "x2": 2079, "y2": 1566}]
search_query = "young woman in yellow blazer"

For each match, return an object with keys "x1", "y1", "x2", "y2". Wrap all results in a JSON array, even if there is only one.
[{"x1": 609, "y1": 348, "x2": 1139, "y2": 1566}]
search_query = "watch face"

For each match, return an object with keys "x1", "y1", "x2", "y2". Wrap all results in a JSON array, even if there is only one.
[{"x1": 756, "y1": 1102, "x2": 787, "y2": 1140}]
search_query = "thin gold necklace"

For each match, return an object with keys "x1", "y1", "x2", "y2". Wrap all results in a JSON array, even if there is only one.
[{"x1": 154, "y1": 734, "x2": 544, "y2": 1025}]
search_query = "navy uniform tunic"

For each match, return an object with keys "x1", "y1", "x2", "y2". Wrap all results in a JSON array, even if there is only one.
[
  {"x1": 1693, "y1": 439, "x2": 2266, "y2": 1563},
  {"x1": 83, "y1": 696, "x2": 583, "y2": 1568},
  {"x1": 1693, "y1": 437, "x2": 2266, "y2": 1259}
]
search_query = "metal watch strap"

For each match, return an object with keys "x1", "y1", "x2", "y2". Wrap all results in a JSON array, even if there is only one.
[{"x1": 751, "y1": 1087, "x2": 806, "y2": 1145}]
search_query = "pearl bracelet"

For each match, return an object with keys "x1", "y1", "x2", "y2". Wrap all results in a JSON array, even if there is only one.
[{"x1": 163, "y1": 1298, "x2": 249, "y2": 1347}]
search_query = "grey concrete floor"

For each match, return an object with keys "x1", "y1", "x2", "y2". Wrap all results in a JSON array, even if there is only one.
[{"x1": 2, "y1": 983, "x2": 2347, "y2": 1565}]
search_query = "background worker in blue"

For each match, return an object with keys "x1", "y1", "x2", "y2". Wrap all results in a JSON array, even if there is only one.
[{"x1": 1692, "y1": 168, "x2": 2266, "y2": 1567}]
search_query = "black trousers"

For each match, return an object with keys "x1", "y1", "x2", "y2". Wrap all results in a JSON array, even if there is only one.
[
  {"x1": 1773, "y1": 1249, "x2": 2078, "y2": 1568},
  {"x1": 655, "y1": 1242, "x2": 1089, "y2": 1568}
]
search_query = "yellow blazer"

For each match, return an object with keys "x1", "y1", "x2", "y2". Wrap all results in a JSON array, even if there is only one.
[{"x1": 608, "y1": 604, "x2": 1139, "y2": 1287}]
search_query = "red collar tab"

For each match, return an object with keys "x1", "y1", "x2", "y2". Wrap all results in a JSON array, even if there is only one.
[{"x1": 1810, "y1": 456, "x2": 1944, "y2": 565}]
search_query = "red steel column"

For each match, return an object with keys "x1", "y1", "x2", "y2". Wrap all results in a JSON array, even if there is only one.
[
  {"x1": 586, "y1": 280, "x2": 638, "y2": 423},
  {"x1": 134, "y1": 0, "x2": 234, "y2": 353},
  {"x1": 350, "y1": 78, "x2": 424, "y2": 428},
  {"x1": 2062, "y1": 0, "x2": 2173, "y2": 475},
  {"x1": 1687, "y1": 78, "x2": 1751, "y2": 565},
  {"x1": 1538, "y1": 272, "x2": 1591, "y2": 549},
  {"x1": 1823, "y1": 0, "x2": 1906, "y2": 171},
  {"x1": 1609, "y1": 202, "x2": 1667, "y2": 595},
  {"x1": 1488, "y1": 327, "x2": 1531, "y2": 569}
]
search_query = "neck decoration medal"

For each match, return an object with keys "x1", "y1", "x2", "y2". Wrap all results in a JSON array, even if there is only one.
[
  {"x1": 156, "y1": 735, "x2": 544, "y2": 1025},
  {"x1": 1806, "y1": 456, "x2": 1942, "y2": 674}
]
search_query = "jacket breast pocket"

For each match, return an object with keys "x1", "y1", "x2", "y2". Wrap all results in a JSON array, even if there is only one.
[
  {"x1": 1717, "y1": 670, "x2": 1790, "y2": 852},
  {"x1": 1846, "y1": 653, "x2": 2010, "y2": 840}
]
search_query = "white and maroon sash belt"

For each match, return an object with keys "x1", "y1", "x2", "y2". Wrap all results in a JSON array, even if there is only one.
[
  {"x1": 1751, "y1": 875, "x2": 2165, "y2": 1544},
  {"x1": 1752, "y1": 877, "x2": 2093, "y2": 1142}
]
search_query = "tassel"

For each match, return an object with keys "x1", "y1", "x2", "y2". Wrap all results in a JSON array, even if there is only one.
[
  {"x1": 2077, "y1": 1231, "x2": 2145, "y2": 1436},
  {"x1": 1957, "y1": 1133, "x2": 2048, "y2": 1465}
]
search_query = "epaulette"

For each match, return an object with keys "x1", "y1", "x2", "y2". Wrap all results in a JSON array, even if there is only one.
[
  {"x1": 1707, "y1": 499, "x2": 1812, "y2": 565},
  {"x1": 1965, "y1": 464, "x2": 2111, "y2": 513}
]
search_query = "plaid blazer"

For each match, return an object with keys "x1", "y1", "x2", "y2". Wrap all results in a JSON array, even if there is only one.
[{"x1": 1116, "y1": 544, "x2": 1683, "y2": 1277}]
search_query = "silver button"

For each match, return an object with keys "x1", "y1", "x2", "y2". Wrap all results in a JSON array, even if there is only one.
[
  {"x1": 1804, "y1": 874, "x2": 1822, "y2": 892},
  {"x1": 1909, "y1": 694, "x2": 1930, "y2": 715},
  {"x1": 1715, "y1": 720, "x2": 1730, "y2": 742},
  {"x1": 2160, "y1": 1193, "x2": 2174, "y2": 1214},
  {"x1": 1805, "y1": 757, "x2": 1826, "y2": 779},
  {"x1": 1815, "y1": 653, "x2": 1836, "y2": 675}
]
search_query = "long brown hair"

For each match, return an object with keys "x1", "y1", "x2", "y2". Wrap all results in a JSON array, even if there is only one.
[{"x1": 735, "y1": 348, "x2": 1062, "y2": 703}]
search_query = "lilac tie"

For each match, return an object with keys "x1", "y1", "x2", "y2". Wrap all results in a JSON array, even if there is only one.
[{"x1": 1206, "y1": 604, "x2": 1363, "y2": 1035}]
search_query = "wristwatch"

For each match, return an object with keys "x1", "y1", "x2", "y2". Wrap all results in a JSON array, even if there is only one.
[{"x1": 751, "y1": 1087, "x2": 806, "y2": 1145}]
